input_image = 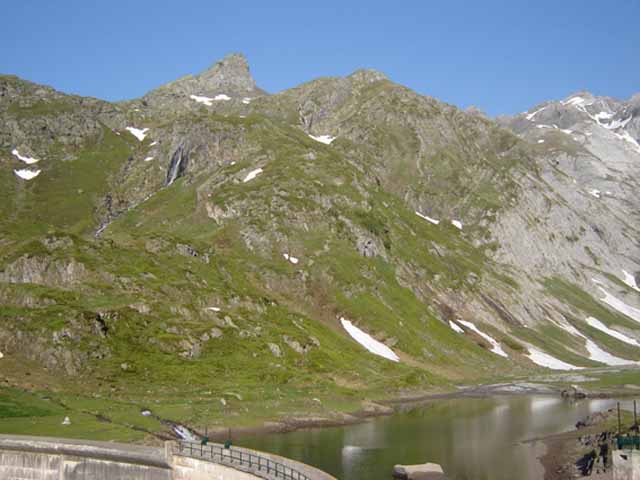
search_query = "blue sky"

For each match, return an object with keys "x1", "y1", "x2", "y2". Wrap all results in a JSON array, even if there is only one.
[{"x1": 1, "y1": 1, "x2": 638, "y2": 116}]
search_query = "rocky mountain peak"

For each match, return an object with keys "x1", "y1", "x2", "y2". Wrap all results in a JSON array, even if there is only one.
[
  {"x1": 141, "y1": 52, "x2": 262, "y2": 109},
  {"x1": 198, "y1": 52, "x2": 256, "y2": 92},
  {"x1": 347, "y1": 68, "x2": 388, "y2": 84}
]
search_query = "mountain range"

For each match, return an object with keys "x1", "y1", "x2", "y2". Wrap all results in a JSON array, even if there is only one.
[{"x1": 1, "y1": 53, "x2": 639, "y2": 440}]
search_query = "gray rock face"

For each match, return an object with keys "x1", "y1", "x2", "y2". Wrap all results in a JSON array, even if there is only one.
[
  {"x1": 0, "y1": 256, "x2": 88, "y2": 287},
  {"x1": 496, "y1": 91, "x2": 640, "y2": 301}
]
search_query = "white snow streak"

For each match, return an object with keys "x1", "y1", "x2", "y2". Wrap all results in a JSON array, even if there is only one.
[
  {"x1": 11, "y1": 148, "x2": 40, "y2": 164},
  {"x1": 126, "y1": 127, "x2": 149, "y2": 141},
  {"x1": 449, "y1": 321, "x2": 464, "y2": 334},
  {"x1": 526, "y1": 106, "x2": 547, "y2": 121},
  {"x1": 243, "y1": 168, "x2": 263, "y2": 183},
  {"x1": 190, "y1": 94, "x2": 214, "y2": 106},
  {"x1": 527, "y1": 347, "x2": 582, "y2": 370},
  {"x1": 242, "y1": 97, "x2": 251, "y2": 104},
  {"x1": 589, "y1": 189, "x2": 601, "y2": 199},
  {"x1": 309, "y1": 134, "x2": 336, "y2": 144},
  {"x1": 622, "y1": 270, "x2": 640, "y2": 292},
  {"x1": 563, "y1": 96, "x2": 588, "y2": 107},
  {"x1": 616, "y1": 131, "x2": 640, "y2": 154},
  {"x1": 144, "y1": 156, "x2": 154, "y2": 162},
  {"x1": 585, "y1": 339, "x2": 636, "y2": 366},
  {"x1": 14, "y1": 169, "x2": 41, "y2": 180},
  {"x1": 340, "y1": 317, "x2": 399, "y2": 362},
  {"x1": 555, "y1": 316, "x2": 638, "y2": 366},
  {"x1": 585, "y1": 316, "x2": 640, "y2": 347},
  {"x1": 537, "y1": 139, "x2": 545, "y2": 144},
  {"x1": 206, "y1": 307, "x2": 221, "y2": 312},
  {"x1": 451, "y1": 220, "x2": 463, "y2": 230},
  {"x1": 415, "y1": 211, "x2": 440, "y2": 225},
  {"x1": 214, "y1": 94, "x2": 231, "y2": 101},
  {"x1": 458, "y1": 320, "x2": 508, "y2": 357},
  {"x1": 594, "y1": 112, "x2": 614, "y2": 121},
  {"x1": 597, "y1": 287, "x2": 640, "y2": 323}
]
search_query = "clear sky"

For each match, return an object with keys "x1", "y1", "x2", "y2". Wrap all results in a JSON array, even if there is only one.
[{"x1": 1, "y1": 1, "x2": 638, "y2": 116}]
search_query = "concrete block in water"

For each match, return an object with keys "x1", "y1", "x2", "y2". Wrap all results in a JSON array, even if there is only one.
[{"x1": 392, "y1": 463, "x2": 447, "y2": 480}]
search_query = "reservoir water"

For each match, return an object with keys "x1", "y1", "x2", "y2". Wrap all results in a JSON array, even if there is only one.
[{"x1": 240, "y1": 395, "x2": 633, "y2": 480}]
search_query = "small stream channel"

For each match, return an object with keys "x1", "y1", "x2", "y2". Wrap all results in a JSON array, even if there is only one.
[{"x1": 239, "y1": 395, "x2": 635, "y2": 480}]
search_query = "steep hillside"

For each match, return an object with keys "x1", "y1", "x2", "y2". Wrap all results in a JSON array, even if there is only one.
[{"x1": 1, "y1": 54, "x2": 639, "y2": 441}]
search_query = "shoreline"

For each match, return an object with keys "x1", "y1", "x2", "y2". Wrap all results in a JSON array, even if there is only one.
[{"x1": 205, "y1": 381, "x2": 636, "y2": 442}]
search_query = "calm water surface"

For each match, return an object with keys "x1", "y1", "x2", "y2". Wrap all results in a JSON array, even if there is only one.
[{"x1": 240, "y1": 396, "x2": 634, "y2": 480}]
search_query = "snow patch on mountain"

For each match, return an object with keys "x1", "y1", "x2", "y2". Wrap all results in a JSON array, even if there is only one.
[
  {"x1": 527, "y1": 347, "x2": 582, "y2": 370},
  {"x1": 11, "y1": 148, "x2": 40, "y2": 164},
  {"x1": 190, "y1": 94, "x2": 215, "y2": 106},
  {"x1": 14, "y1": 169, "x2": 41, "y2": 180},
  {"x1": 451, "y1": 220, "x2": 463, "y2": 230},
  {"x1": 340, "y1": 317, "x2": 399, "y2": 362},
  {"x1": 597, "y1": 286, "x2": 640, "y2": 323},
  {"x1": 309, "y1": 134, "x2": 336, "y2": 144},
  {"x1": 283, "y1": 253, "x2": 299, "y2": 264},
  {"x1": 616, "y1": 131, "x2": 640, "y2": 154},
  {"x1": 458, "y1": 320, "x2": 507, "y2": 357},
  {"x1": 449, "y1": 321, "x2": 464, "y2": 333},
  {"x1": 585, "y1": 316, "x2": 640, "y2": 346},
  {"x1": 585, "y1": 339, "x2": 636, "y2": 365},
  {"x1": 564, "y1": 96, "x2": 591, "y2": 107},
  {"x1": 243, "y1": 168, "x2": 263, "y2": 183},
  {"x1": 126, "y1": 127, "x2": 149, "y2": 141},
  {"x1": 526, "y1": 106, "x2": 547, "y2": 121},
  {"x1": 622, "y1": 270, "x2": 640, "y2": 292},
  {"x1": 554, "y1": 316, "x2": 639, "y2": 366}
]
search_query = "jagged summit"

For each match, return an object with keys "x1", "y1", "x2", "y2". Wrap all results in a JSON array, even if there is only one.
[
  {"x1": 197, "y1": 52, "x2": 257, "y2": 93},
  {"x1": 140, "y1": 52, "x2": 264, "y2": 109},
  {"x1": 347, "y1": 68, "x2": 388, "y2": 84}
]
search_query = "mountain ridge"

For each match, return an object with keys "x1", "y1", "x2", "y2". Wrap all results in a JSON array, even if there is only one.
[{"x1": 1, "y1": 53, "x2": 640, "y2": 441}]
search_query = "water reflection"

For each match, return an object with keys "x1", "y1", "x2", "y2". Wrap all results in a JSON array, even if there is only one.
[{"x1": 241, "y1": 396, "x2": 632, "y2": 480}]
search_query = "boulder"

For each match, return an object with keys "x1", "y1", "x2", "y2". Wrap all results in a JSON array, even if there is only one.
[{"x1": 392, "y1": 463, "x2": 447, "y2": 480}]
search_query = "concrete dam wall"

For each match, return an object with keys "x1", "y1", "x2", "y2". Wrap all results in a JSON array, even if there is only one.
[
  {"x1": 0, "y1": 435, "x2": 338, "y2": 480},
  {"x1": 0, "y1": 435, "x2": 172, "y2": 480}
]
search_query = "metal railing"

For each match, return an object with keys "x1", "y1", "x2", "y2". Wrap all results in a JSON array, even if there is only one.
[{"x1": 176, "y1": 441, "x2": 311, "y2": 480}]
